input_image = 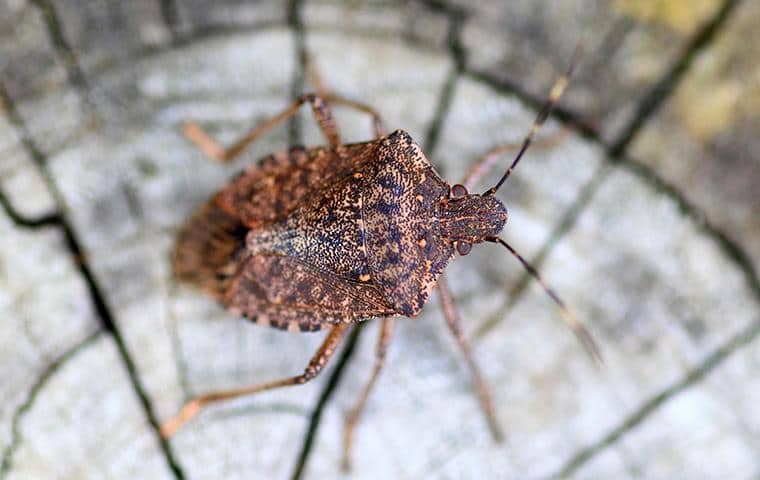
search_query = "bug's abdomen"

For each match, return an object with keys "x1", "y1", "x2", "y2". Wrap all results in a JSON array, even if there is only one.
[{"x1": 172, "y1": 199, "x2": 248, "y2": 299}]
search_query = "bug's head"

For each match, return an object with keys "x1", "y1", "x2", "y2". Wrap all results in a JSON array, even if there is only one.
[{"x1": 440, "y1": 184, "x2": 507, "y2": 255}]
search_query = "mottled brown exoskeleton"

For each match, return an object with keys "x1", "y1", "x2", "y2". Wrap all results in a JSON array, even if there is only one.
[{"x1": 162, "y1": 48, "x2": 600, "y2": 470}]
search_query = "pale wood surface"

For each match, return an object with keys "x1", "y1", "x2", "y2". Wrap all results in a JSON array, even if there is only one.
[{"x1": 1, "y1": 1, "x2": 758, "y2": 479}]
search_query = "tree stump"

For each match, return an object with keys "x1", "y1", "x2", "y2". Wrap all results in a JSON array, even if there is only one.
[{"x1": 1, "y1": 0, "x2": 758, "y2": 478}]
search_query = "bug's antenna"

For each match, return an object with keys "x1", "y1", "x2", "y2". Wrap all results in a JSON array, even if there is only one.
[
  {"x1": 484, "y1": 42, "x2": 583, "y2": 197},
  {"x1": 486, "y1": 236, "x2": 602, "y2": 365}
]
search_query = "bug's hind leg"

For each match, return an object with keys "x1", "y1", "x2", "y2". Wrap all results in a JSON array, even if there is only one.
[
  {"x1": 183, "y1": 92, "x2": 343, "y2": 162},
  {"x1": 341, "y1": 317, "x2": 396, "y2": 472},
  {"x1": 437, "y1": 275, "x2": 504, "y2": 442},
  {"x1": 160, "y1": 322, "x2": 350, "y2": 438}
]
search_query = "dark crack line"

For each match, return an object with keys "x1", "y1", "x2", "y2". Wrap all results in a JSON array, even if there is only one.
[
  {"x1": 0, "y1": 83, "x2": 186, "y2": 480},
  {"x1": 0, "y1": 85, "x2": 112, "y2": 333},
  {"x1": 0, "y1": 330, "x2": 103, "y2": 478},
  {"x1": 165, "y1": 284, "x2": 194, "y2": 401},
  {"x1": 464, "y1": 68, "x2": 605, "y2": 145},
  {"x1": 290, "y1": 324, "x2": 364, "y2": 480},
  {"x1": 471, "y1": 0, "x2": 749, "y2": 339},
  {"x1": 609, "y1": 0, "x2": 743, "y2": 156},
  {"x1": 150, "y1": 22, "x2": 288, "y2": 55},
  {"x1": 2, "y1": 2, "x2": 751, "y2": 476},
  {"x1": 415, "y1": 0, "x2": 466, "y2": 18},
  {"x1": 158, "y1": 0, "x2": 182, "y2": 41},
  {"x1": 28, "y1": 0, "x2": 92, "y2": 107},
  {"x1": 424, "y1": 73, "x2": 459, "y2": 158},
  {"x1": 549, "y1": 317, "x2": 760, "y2": 479},
  {"x1": 0, "y1": 187, "x2": 60, "y2": 228},
  {"x1": 621, "y1": 156, "x2": 759, "y2": 295},
  {"x1": 423, "y1": 1, "x2": 467, "y2": 155}
]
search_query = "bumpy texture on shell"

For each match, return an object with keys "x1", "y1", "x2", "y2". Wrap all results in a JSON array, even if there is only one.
[{"x1": 173, "y1": 130, "x2": 455, "y2": 331}]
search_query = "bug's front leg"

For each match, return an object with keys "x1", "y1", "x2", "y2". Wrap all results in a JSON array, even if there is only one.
[
  {"x1": 460, "y1": 127, "x2": 571, "y2": 191},
  {"x1": 437, "y1": 275, "x2": 504, "y2": 442},
  {"x1": 303, "y1": 50, "x2": 385, "y2": 138},
  {"x1": 160, "y1": 322, "x2": 351, "y2": 438},
  {"x1": 342, "y1": 317, "x2": 396, "y2": 472}
]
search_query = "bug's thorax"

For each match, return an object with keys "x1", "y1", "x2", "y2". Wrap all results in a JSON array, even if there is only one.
[{"x1": 438, "y1": 191, "x2": 507, "y2": 246}]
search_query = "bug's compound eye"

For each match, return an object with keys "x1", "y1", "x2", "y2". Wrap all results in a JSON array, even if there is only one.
[
  {"x1": 455, "y1": 240, "x2": 472, "y2": 256},
  {"x1": 451, "y1": 184, "x2": 468, "y2": 198}
]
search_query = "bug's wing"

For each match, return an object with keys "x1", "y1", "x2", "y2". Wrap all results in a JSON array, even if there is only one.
[
  {"x1": 174, "y1": 141, "x2": 380, "y2": 301},
  {"x1": 216, "y1": 142, "x2": 380, "y2": 228},
  {"x1": 223, "y1": 254, "x2": 396, "y2": 331},
  {"x1": 362, "y1": 130, "x2": 455, "y2": 316}
]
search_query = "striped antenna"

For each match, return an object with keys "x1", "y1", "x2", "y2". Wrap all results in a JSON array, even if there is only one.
[
  {"x1": 487, "y1": 236, "x2": 602, "y2": 365},
  {"x1": 484, "y1": 42, "x2": 584, "y2": 196}
]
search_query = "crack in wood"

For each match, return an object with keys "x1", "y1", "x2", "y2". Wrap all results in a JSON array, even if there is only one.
[
  {"x1": 28, "y1": 0, "x2": 93, "y2": 110},
  {"x1": 549, "y1": 317, "x2": 760, "y2": 479},
  {"x1": 2, "y1": 0, "x2": 754, "y2": 476},
  {"x1": 469, "y1": 0, "x2": 749, "y2": 343},
  {"x1": 423, "y1": 7, "x2": 466, "y2": 155},
  {"x1": 0, "y1": 330, "x2": 103, "y2": 479},
  {"x1": 158, "y1": 0, "x2": 182, "y2": 42},
  {"x1": 609, "y1": 0, "x2": 744, "y2": 156},
  {"x1": 290, "y1": 324, "x2": 364, "y2": 480},
  {"x1": 0, "y1": 188, "x2": 60, "y2": 228},
  {"x1": 620, "y1": 156, "x2": 759, "y2": 296},
  {"x1": 464, "y1": 69, "x2": 604, "y2": 143},
  {"x1": 166, "y1": 283, "x2": 194, "y2": 402},
  {"x1": 0, "y1": 82, "x2": 186, "y2": 480}
]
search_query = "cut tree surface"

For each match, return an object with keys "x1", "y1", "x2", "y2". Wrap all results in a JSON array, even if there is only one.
[{"x1": 1, "y1": 0, "x2": 758, "y2": 479}]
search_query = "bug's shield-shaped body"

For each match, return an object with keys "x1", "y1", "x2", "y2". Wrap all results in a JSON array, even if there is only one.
[{"x1": 173, "y1": 129, "x2": 502, "y2": 331}]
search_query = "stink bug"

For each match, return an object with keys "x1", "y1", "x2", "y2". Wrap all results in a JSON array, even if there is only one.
[{"x1": 161, "y1": 46, "x2": 600, "y2": 470}]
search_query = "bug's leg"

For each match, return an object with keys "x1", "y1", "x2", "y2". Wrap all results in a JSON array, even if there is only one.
[
  {"x1": 437, "y1": 275, "x2": 504, "y2": 442},
  {"x1": 160, "y1": 322, "x2": 350, "y2": 438},
  {"x1": 303, "y1": 51, "x2": 385, "y2": 138},
  {"x1": 323, "y1": 94, "x2": 385, "y2": 138},
  {"x1": 460, "y1": 126, "x2": 570, "y2": 191},
  {"x1": 183, "y1": 92, "x2": 342, "y2": 162},
  {"x1": 342, "y1": 317, "x2": 396, "y2": 472}
]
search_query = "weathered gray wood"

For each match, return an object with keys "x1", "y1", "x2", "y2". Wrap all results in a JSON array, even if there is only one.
[
  {"x1": 0, "y1": 211, "x2": 100, "y2": 474},
  {"x1": 173, "y1": 0, "x2": 287, "y2": 34},
  {"x1": 630, "y1": 0, "x2": 760, "y2": 271},
  {"x1": 454, "y1": 0, "x2": 735, "y2": 143},
  {"x1": 0, "y1": 115, "x2": 55, "y2": 218},
  {"x1": 1, "y1": 1, "x2": 758, "y2": 479},
  {"x1": 302, "y1": 77, "x2": 760, "y2": 479},
  {"x1": 303, "y1": 0, "x2": 450, "y2": 49},
  {"x1": 0, "y1": 1, "x2": 68, "y2": 100},
  {"x1": 4, "y1": 335, "x2": 176, "y2": 479}
]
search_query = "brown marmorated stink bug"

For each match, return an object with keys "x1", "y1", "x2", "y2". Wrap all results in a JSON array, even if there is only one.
[{"x1": 161, "y1": 47, "x2": 601, "y2": 470}]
